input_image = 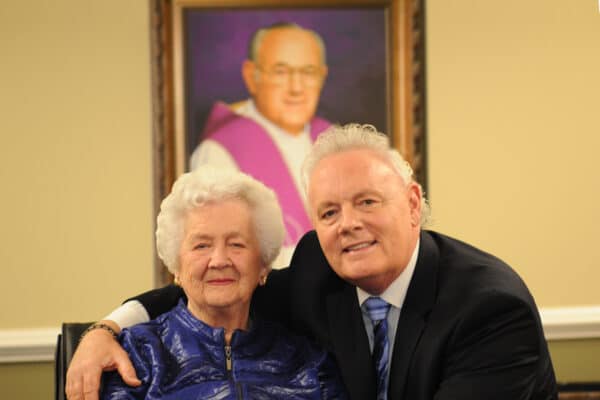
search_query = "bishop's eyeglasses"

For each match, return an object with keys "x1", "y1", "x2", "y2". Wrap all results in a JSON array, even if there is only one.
[{"x1": 256, "y1": 63, "x2": 325, "y2": 87}]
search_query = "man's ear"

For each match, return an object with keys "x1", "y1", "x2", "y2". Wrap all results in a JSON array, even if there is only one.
[
  {"x1": 408, "y1": 182, "x2": 422, "y2": 227},
  {"x1": 242, "y1": 60, "x2": 258, "y2": 95},
  {"x1": 320, "y1": 65, "x2": 329, "y2": 86}
]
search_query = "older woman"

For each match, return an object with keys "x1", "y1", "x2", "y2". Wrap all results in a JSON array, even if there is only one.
[{"x1": 100, "y1": 166, "x2": 346, "y2": 399}]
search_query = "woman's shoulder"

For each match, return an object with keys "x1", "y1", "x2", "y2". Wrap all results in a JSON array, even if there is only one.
[{"x1": 119, "y1": 307, "x2": 177, "y2": 347}]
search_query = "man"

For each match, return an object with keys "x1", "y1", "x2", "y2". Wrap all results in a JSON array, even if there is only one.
[
  {"x1": 67, "y1": 124, "x2": 557, "y2": 400},
  {"x1": 190, "y1": 22, "x2": 330, "y2": 267}
]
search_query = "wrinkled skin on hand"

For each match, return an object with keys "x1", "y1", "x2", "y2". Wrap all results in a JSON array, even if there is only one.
[{"x1": 65, "y1": 321, "x2": 141, "y2": 400}]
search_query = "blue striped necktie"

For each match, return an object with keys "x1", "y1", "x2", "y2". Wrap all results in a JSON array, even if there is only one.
[{"x1": 364, "y1": 296, "x2": 391, "y2": 400}]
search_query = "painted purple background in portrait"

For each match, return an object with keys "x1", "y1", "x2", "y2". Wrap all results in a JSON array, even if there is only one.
[{"x1": 182, "y1": 8, "x2": 387, "y2": 162}]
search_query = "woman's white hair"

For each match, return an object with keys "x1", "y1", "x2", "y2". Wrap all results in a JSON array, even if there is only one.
[
  {"x1": 156, "y1": 166, "x2": 285, "y2": 274},
  {"x1": 301, "y1": 123, "x2": 431, "y2": 226}
]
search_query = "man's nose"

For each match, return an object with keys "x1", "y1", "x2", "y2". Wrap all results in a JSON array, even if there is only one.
[
  {"x1": 208, "y1": 244, "x2": 232, "y2": 268},
  {"x1": 338, "y1": 206, "x2": 363, "y2": 234},
  {"x1": 287, "y1": 69, "x2": 304, "y2": 92}
]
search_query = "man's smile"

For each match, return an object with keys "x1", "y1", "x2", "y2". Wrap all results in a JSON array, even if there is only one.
[{"x1": 342, "y1": 240, "x2": 377, "y2": 253}]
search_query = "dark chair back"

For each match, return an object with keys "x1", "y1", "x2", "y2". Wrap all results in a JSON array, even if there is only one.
[{"x1": 54, "y1": 322, "x2": 93, "y2": 400}]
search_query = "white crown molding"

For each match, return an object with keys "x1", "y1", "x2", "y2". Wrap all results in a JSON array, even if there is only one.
[
  {"x1": 0, "y1": 327, "x2": 60, "y2": 363},
  {"x1": 540, "y1": 306, "x2": 600, "y2": 340},
  {"x1": 1, "y1": 306, "x2": 600, "y2": 363}
]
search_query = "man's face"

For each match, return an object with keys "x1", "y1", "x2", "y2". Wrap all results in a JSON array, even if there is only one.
[
  {"x1": 243, "y1": 28, "x2": 327, "y2": 135},
  {"x1": 308, "y1": 149, "x2": 422, "y2": 294},
  {"x1": 177, "y1": 199, "x2": 267, "y2": 321}
]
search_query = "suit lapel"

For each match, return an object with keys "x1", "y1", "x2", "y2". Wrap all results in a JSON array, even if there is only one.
[
  {"x1": 388, "y1": 306, "x2": 426, "y2": 398},
  {"x1": 388, "y1": 231, "x2": 439, "y2": 399},
  {"x1": 327, "y1": 284, "x2": 377, "y2": 400}
]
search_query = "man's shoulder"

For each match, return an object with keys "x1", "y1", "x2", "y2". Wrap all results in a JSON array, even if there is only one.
[
  {"x1": 424, "y1": 230, "x2": 511, "y2": 268},
  {"x1": 288, "y1": 230, "x2": 347, "y2": 293},
  {"x1": 422, "y1": 230, "x2": 533, "y2": 303},
  {"x1": 256, "y1": 318, "x2": 324, "y2": 354},
  {"x1": 310, "y1": 115, "x2": 331, "y2": 137},
  {"x1": 202, "y1": 100, "x2": 259, "y2": 138},
  {"x1": 291, "y1": 231, "x2": 333, "y2": 272}
]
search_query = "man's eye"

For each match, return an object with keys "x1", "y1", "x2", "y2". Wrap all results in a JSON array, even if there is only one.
[
  {"x1": 271, "y1": 67, "x2": 289, "y2": 76},
  {"x1": 321, "y1": 210, "x2": 336, "y2": 219},
  {"x1": 360, "y1": 199, "x2": 377, "y2": 206},
  {"x1": 230, "y1": 242, "x2": 245, "y2": 248},
  {"x1": 194, "y1": 243, "x2": 209, "y2": 250},
  {"x1": 301, "y1": 67, "x2": 318, "y2": 77}
]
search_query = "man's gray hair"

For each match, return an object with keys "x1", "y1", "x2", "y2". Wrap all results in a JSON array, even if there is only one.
[
  {"x1": 156, "y1": 166, "x2": 285, "y2": 274},
  {"x1": 248, "y1": 22, "x2": 327, "y2": 65},
  {"x1": 301, "y1": 123, "x2": 431, "y2": 226}
]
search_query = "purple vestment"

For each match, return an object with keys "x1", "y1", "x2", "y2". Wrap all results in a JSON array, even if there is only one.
[{"x1": 202, "y1": 101, "x2": 330, "y2": 246}]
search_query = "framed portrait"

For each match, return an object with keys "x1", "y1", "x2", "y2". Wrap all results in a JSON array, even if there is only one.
[{"x1": 150, "y1": 0, "x2": 427, "y2": 285}]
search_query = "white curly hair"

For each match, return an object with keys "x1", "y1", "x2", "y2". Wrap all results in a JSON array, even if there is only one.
[
  {"x1": 301, "y1": 123, "x2": 430, "y2": 226},
  {"x1": 156, "y1": 166, "x2": 285, "y2": 274}
]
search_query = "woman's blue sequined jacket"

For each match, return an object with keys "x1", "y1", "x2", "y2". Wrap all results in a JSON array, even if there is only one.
[{"x1": 101, "y1": 299, "x2": 347, "y2": 399}]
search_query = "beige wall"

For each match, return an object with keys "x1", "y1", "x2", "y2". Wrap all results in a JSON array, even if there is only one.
[
  {"x1": 0, "y1": 0, "x2": 153, "y2": 327},
  {"x1": 1, "y1": 0, "x2": 599, "y2": 397},
  {"x1": 427, "y1": 0, "x2": 600, "y2": 307}
]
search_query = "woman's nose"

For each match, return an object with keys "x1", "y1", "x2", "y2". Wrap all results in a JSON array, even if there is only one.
[{"x1": 208, "y1": 245, "x2": 232, "y2": 268}]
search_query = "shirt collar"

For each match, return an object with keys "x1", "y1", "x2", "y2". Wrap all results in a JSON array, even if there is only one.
[
  {"x1": 243, "y1": 99, "x2": 310, "y2": 136},
  {"x1": 357, "y1": 238, "x2": 420, "y2": 310}
]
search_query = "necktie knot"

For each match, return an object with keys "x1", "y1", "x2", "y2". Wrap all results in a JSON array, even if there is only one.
[{"x1": 363, "y1": 296, "x2": 390, "y2": 324}]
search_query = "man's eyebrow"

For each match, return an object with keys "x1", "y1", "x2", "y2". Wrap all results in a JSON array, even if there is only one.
[
  {"x1": 271, "y1": 61, "x2": 319, "y2": 68},
  {"x1": 353, "y1": 189, "x2": 382, "y2": 199},
  {"x1": 315, "y1": 201, "x2": 337, "y2": 212}
]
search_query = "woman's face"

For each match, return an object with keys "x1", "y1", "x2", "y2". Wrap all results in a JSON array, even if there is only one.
[{"x1": 177, "y1": 198, "x2": 267, "y2": 321}]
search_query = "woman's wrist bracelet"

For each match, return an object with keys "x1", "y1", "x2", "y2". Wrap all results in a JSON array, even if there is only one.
[{"x1": 79, "y1": 322, "x2": 119, "y2": 342}]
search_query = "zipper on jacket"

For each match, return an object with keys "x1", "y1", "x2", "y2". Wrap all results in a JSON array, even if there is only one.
[
  {"x1": 225, "y1": 345, "x2": 243, "y2": 399},
  {"x1": 225, "y1": 345, "x2": 232, "y2": 372}
]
